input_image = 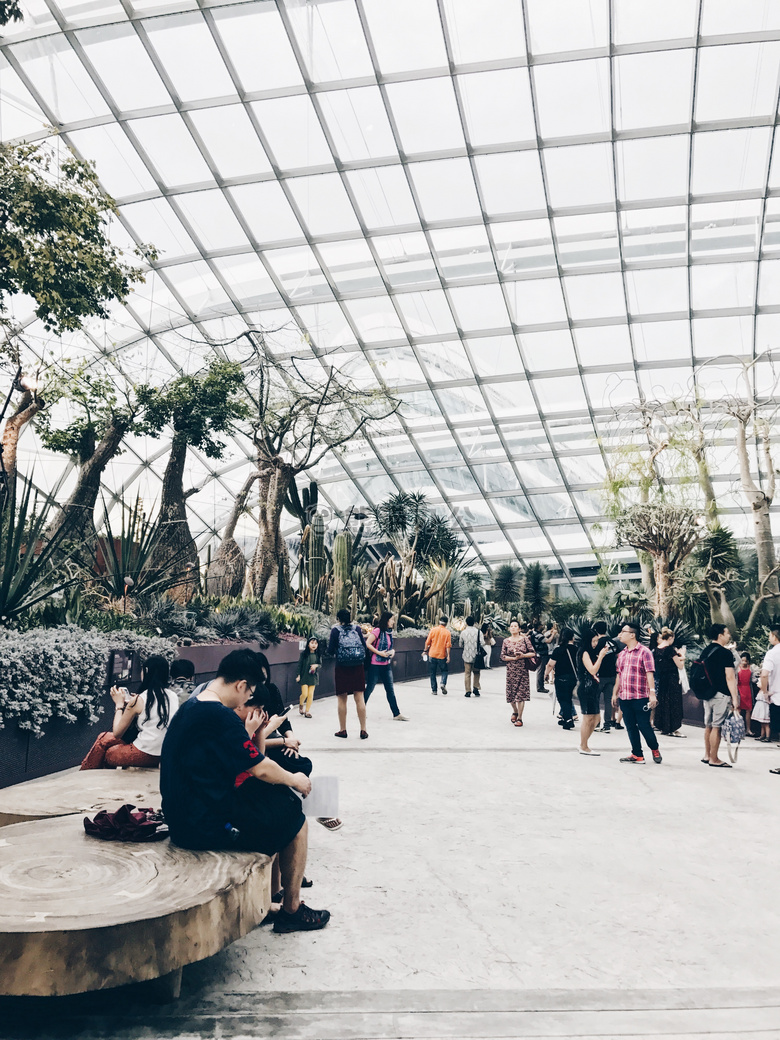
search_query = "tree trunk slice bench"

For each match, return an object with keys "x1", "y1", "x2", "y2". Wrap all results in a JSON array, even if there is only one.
[
  {"x1": 0, "y1": 815, "x2": 271, "y2": 998},
  {"x1": 0, "y1": 769, "x2": 161, "y2": 828}
]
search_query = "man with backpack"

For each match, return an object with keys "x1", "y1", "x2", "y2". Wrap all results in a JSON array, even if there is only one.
[
  {"x1": 690, "y1": 623, "x2": 740, "y2": 768},
  {"x1": 611, "y1": 621, "x2": 662, "y2": 764}
]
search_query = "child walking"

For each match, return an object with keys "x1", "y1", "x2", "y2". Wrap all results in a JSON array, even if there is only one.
[{"x1": 297, "y1": 636, "x2": 321, "y2": 718}]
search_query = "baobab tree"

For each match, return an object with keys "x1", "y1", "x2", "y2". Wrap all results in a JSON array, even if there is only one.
[
  {"x1": 615, "y1": 503, "x2": 702, "y2": 617},
  {"x1": 231, "y1": 333, "x2": 401, "y2": 603}
]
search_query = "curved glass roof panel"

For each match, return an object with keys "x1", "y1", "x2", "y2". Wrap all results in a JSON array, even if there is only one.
[{"x1": 5, "y1": 0, "x2": 780, "y2": 594}]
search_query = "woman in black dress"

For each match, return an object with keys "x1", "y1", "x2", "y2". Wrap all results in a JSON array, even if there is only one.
[{"x1": 653, "y1": 627, "x2": 685, "y2": 736}]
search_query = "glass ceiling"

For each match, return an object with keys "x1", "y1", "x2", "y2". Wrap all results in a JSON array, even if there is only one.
[{"x1": 4, "y1": 0, "x2": 780, "y2": 594}]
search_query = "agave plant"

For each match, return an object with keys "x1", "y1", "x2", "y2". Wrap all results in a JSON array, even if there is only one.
[
  {"x1": 0, "y1": 475, "x2": 78, "y2": 623},
  {"x1": 92, "y1": 496, "x2": 197, "y2": 601}
]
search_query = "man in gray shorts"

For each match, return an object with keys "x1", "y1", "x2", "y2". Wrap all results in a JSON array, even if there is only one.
[{"x1": 701, "y1": 623, "x2": 740, "y2": 768}]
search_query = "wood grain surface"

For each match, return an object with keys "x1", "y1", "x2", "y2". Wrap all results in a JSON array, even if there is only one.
[
  {"x1": 0, "y1": 815, "x2": 272, "y2": 996},
  {"x1": 0, "y1": 769, "x2": 161, "y2": 827}
]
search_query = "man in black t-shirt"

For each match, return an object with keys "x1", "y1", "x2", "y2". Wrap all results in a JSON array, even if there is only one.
[
  {"x1": 161, "y1": 649, "x2": 330, "y2": 933},
  {"x1": 701, "y1": 623, "x2": 740, "y2": 768}
]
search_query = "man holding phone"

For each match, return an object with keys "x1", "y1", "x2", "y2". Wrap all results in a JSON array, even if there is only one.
[{"x1": 161, "y1": 649, "x2": 330, "y2": 933}]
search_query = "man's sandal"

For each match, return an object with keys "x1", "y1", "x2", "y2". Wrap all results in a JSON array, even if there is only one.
[
  {"x1": 305, "y1": 713, "x2": 312, "y2": 718},
  {"x1": 317, "y1": 817, "x2": 343, "y2": 830}
]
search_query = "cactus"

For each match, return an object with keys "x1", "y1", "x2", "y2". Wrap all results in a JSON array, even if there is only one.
[
  {"x1": 332, "y1": 529, "x2": 353, "y2": 613},
  {"x1": 307, "y1": 512, "x2": 326, "y2": 598}
]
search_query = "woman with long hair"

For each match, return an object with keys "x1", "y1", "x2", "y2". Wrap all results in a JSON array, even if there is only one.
[
  {"x1": 364, "y1": 611, "x2": 408, "y2": 721},
  {"x1": 653, "y1": 627, "x2": 686, "y2": 737},
  {"x1": 327, "y1": 608, "x2": 369, "y2": 739},
  {"x1": 545, "y1": 628, "x2": 577, "y2": 731},
  {"x1": 80, "y1": 654, "x2": 179, "y2": 769},
  {"x1": 577, "y1": 630, "x2": 609, "y2": 755}
]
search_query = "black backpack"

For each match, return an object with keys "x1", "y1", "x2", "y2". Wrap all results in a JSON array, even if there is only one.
[{"x1": 689, "y1": 645, "x2": 718, "y2": 700}]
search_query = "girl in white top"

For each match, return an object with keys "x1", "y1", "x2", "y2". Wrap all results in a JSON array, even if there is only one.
[{"x1": 80, "y1": 655, "x2": 179, "y2": 769}]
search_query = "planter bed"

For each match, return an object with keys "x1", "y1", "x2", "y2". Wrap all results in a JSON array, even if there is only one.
[{"x1": 0, "y1": 636, "x2": 505, "y2": 789}]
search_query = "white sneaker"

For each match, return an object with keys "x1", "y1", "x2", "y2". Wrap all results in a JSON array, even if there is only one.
[
  {"x1": 579, "y1": 749, "x2": 600, "y2": 756},
  {"x1": 393, "y1": 714, "x2": 409, "y2": 721}
]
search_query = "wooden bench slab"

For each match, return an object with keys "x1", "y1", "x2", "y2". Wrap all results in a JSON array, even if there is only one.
[
  {"x1": 0, "y1": 770, "x2": 161, "y2": 828},
  {"x1": 0, "y1": 815, "x2": 271, "y2": 997}
]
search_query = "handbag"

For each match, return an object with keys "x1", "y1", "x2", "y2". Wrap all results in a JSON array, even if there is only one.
[
  {"x1": 84, "y1": 804, "x2": 168, "y2": 842},
  {"x1": 721, "y1": 709, "x2": 745, "y2": 763}
]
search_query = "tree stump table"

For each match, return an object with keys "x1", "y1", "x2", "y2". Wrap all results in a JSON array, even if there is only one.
[
  {"x1": 0, "y1": 815, "x2": 271, "y2": 997},
  {"x1": 0, "y1": 769, "x2": 161, "y2": 828}
]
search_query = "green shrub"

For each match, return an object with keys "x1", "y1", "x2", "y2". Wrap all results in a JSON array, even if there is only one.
[{"x1": 0, "y1": 626, "x2": 174, "y2": 736}]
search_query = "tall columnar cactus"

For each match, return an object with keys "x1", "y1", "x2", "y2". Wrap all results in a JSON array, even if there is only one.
[
  {"x1": 332, "y1": 529, "x2": 353, "y2": 613},
  {"x1": 307, "y1": 512, "x2": 326, "y2": 600}
]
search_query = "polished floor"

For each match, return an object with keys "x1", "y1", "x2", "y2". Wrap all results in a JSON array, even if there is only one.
[{"x1": 4, "y1": 667, "x2": 780, "y2": 1039}]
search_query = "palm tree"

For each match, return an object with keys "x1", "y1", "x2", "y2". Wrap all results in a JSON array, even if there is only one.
[
  {"x1": 523, "y1": 562, "x2": 549, "y2": 620},
  {"x1": 491, "y1": 564, "x2": 522, "y2": 607}
]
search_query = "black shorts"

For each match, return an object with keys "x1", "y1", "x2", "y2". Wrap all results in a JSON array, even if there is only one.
[
  {"x1": 578, "y1": 684, "x2": 601, "y2": 716},
  {"x1": 229, "y1": 777, "x2": 306, "y2": 856}
]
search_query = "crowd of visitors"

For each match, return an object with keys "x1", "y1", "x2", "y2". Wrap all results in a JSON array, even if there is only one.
[{"x1": 73, "y1": 604, "x2": 780, "y2": 947}]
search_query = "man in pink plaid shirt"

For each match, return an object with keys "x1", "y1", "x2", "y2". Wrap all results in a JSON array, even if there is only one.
[{"x1": 612, "y1": 621, "x2": 662, "y2": 764}]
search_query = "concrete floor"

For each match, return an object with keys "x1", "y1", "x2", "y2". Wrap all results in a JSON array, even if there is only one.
[{"x1": 4, "y1": 667, "x2": 780, "y2": 1038}]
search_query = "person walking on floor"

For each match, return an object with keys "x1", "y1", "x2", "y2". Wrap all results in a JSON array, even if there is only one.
[
  {"x1": 612, "y1": 621, "x2": 662, "y2": 765},
  {"x1": 425, "y1": 616, "x2": 452, "y2": 695},
  {"x1": 461, "y1": 615, "x2": 487, "y2": 697},
  {"x1": 328, "y1": 608, "x2": 369, "y2": 739},
  {"x1": 480, "y1": 621, "x2": 495, "y2": 668},
  {"x1": 296, "y1": 636, "x2": 321, "y2": 718},
  {"x1": 653, "y1": 627, "x2": 686, "y2": 737},
  {"x1": 364, "y1": 611, "x2": 408, "y2": 721},
  {"x1": 501, "y1": 619, "x2": 535, "y2": 727},
  {"x1": 545, "y1": 627, "x2": 577, "y2": 730},
  {"x1": 533, "y1": 622, "x2": 549, "y2": 693},
  {"x1": 578, "y1": 631, "x2": 610, "y2": 756}
]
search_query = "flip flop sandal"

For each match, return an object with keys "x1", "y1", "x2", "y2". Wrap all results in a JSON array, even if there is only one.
[
  {"x1": 317, "y1": 818, "x2": 343, "y2": 831},
  {"x1": 709, "y1": 761, "x2": 732, "y2": 768},
  {"x1": 769, "y1": 768, "x2": 780, "y2": 775},
  {"x1": 305, "y1": 713, "x2": 313, "y2": 718}
]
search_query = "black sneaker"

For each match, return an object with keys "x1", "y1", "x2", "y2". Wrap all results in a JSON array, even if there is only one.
[
  {"x1": 441, "y1": 686, "x2": 447, "y2": 695},
  {"x1": 273, "y1": 903, "x2": 331, "y2": 933},
  {"x1": 473, "y1": 691, "x2": 480, "y2": 697},
  {"x1": 465, "y1": 692, "x2": 471, "y2": 697},
  {"x1": 612, "y1": 722, "x2": 624, "y2": 730}
]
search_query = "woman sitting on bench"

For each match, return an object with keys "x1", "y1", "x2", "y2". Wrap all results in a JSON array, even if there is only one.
[{"x1": 80, "y1": 655, "x2": 179, "y2": 770}]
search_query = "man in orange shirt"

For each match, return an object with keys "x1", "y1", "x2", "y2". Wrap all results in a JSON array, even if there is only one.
[{"x1": 425, "y1": 616, "x2": 452, "y2": 695}]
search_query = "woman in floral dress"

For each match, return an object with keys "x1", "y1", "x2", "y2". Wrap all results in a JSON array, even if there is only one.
[{"x1": 500, "y1": 620, "x2": 536, "y2": 727}]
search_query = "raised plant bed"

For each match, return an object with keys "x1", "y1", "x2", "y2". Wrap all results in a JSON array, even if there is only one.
[{"x1": 0, "y1": 635, "x2": 505, "y2": 789}]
